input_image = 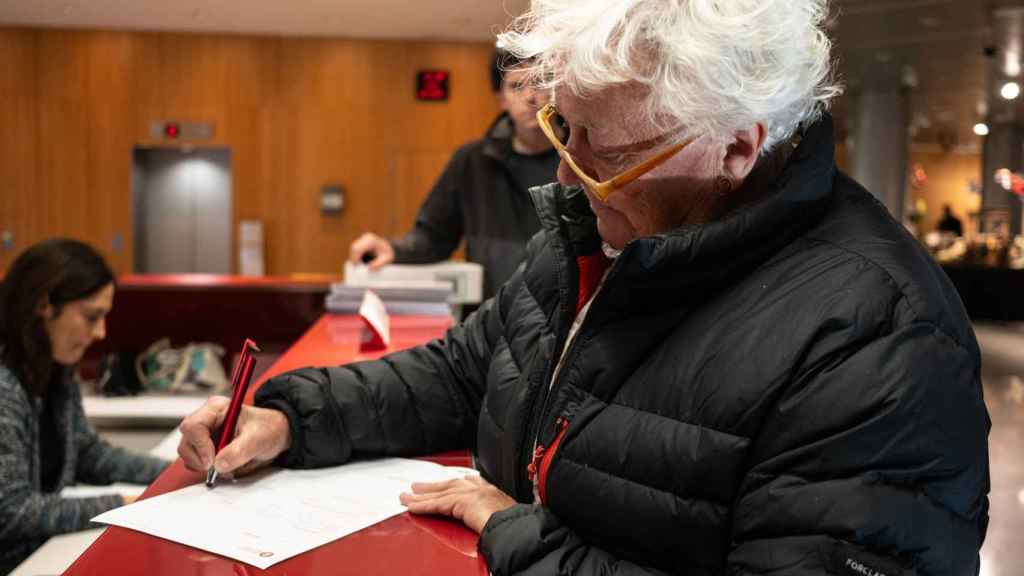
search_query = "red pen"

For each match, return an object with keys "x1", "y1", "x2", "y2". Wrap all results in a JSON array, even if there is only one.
[{"x1": 206, "y1": 338, "x2": 260, "y2": 488}]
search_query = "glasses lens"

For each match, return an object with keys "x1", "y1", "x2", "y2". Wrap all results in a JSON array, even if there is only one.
[{"x1": 549, "y1": 111, "x2": 570, "y2": 146}]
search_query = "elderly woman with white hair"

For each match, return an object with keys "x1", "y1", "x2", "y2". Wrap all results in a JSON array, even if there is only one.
[{"x1": 179, "y1": 0, "x2": 990, "y2": 574}]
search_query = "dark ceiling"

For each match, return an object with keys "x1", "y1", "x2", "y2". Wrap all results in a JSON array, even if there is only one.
[{"x1": 832, "y1": 0, "x2": 1024, "y2": 149}]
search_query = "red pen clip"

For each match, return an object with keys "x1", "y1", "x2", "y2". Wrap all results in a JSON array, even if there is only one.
[{"x1": 206, "y1": 338, "x2": 260, "y2": 487}]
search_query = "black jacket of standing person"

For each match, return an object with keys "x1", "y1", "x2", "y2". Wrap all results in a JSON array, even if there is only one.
[
  {"x1": 390, "y1": 112, "x2": 558, "y2": 299},
  {"x1": 256, "y1": 116, "x2": 990, "y2": 575}
]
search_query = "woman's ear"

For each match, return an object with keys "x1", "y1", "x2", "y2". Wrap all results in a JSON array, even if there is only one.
[{"x1": 722, "y1": 123, "x2": 768, "y2": 183}]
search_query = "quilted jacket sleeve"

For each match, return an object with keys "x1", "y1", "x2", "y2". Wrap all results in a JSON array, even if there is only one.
[
  {"x1": 480, "y1": 504, "x2": 674, "y2": 575},
  {"x1": 254, "y1": 271, "x2": 515, "y2": 468}
]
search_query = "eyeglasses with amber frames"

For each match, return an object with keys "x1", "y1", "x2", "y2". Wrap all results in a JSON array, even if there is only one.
[{"x1": 537, "y1": 102, "x2": 699, "y2": 202}]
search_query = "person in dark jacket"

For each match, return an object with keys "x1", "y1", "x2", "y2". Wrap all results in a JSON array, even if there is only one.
[
  {"x1": 937, "y1": 204, "x2": 964, "y2": 236},
  {"x1": 0, "y1": 239, "x2": 168, "y2": 572},
  {"x1": 180, "y1": 1, "x2": 991, "y2": 574},
  {"x1": 348, "y1": 49, "x2": 559, "y2": 299}
]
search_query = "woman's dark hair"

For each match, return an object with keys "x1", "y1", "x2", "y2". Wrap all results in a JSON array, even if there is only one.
[
  {"x1": 490, "y1": 48, "x2": 529, "y2": 92},
  {"x1": 0, "y1": 239, "x2": 115, "y2": 396}
]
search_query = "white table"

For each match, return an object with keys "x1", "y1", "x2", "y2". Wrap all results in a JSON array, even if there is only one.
[
  {"x1": 9, "y1": 529, "x2": 107, "y2": 576},
  {"x1": 82, "y1": 394, "x2": 209, "y2": 427}
]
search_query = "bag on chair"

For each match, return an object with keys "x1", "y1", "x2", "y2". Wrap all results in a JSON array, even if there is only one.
[{"x1": 135, "y1": 338, "x2": 229, "y2": 394}]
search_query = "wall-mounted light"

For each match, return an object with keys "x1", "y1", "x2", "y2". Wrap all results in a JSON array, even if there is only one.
[
  {"x1": 974, "y1": 123, "x2": 990, "y2": 136},
  {"x1": 1001, "y1": 81, "x2": 1021, "y2": 100}
]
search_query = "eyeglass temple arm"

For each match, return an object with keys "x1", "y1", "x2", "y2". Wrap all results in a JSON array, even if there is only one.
[{"x1": 609, "y1": 135, "x2": 698, "y2": 188}]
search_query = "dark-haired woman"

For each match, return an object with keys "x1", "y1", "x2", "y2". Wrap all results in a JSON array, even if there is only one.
[{"x1": 0, "y1": 239, "x2": 168, "y2": 572}]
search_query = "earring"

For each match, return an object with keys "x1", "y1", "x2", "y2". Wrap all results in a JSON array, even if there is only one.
[{"x1": 715, "y1": 175, "x2": 733, "y2": 195}]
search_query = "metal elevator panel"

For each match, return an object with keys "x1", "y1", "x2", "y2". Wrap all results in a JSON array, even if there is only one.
[{"x1": 133, "y1": 147, "x2": 232, "y2": 274}]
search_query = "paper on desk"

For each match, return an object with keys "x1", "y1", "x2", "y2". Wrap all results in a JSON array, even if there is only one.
[{"x1": 92, "y1": 458, "x2": 477, "y2": 569}]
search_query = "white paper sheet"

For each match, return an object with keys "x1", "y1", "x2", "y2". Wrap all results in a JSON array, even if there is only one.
[{"x1": 92, "y1": 458, "x2": 476, "y2": 569}]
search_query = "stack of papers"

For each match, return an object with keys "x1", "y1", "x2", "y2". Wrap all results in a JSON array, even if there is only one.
[
  {"x1": 92, "y1": 458, "x2": 476, "y2": 569},
  {"x1": 325, "y1": 280, "x2": 453, "y2": 316}
]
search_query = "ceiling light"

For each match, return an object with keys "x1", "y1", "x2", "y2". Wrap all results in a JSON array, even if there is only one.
[
  {"x1": 974, "y1": 123, "x2": 990, "y2": 136},
  {"x1": 1001, "y1": 81, "x2": 1021, "y2": 100}
]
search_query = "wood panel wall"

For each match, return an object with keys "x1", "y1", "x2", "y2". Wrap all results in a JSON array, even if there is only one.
[{"x1": 0, "y1": 28, "x2": 501, "y2": 274}]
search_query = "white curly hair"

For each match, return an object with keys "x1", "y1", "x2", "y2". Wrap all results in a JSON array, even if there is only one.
[{"x1": 497, "y1": 0, "x2": 842, "y2": 151}]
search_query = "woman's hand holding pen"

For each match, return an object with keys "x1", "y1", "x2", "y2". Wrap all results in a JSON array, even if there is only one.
[{"x1": 178, "y1": 396, "x2": 292, "y2": 478}]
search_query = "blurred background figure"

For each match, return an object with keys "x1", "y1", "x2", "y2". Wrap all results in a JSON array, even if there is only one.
[
  {"x1": 348, "y1": 49, "x2": 559, "y2": 299},
  {"x1": 938, "y1": 203, "x2": 964, "y2": 236}
]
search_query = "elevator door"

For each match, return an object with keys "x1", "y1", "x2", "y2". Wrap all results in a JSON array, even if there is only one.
[{"x1": 133, "y1": 148, "x2": 232, "y2": 274}]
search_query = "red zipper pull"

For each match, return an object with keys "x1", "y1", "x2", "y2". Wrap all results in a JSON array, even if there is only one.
[
  {"x1": 526, "y1": 444, "x2": 546, "y2": 481},
  {"x1": 537, "y1": 417, "x2": 570, "y2": 504},
  {"x1": 526, "y1": 416, "x2": 568, "y2": 482}
]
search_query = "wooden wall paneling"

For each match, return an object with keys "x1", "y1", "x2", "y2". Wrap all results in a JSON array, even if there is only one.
[
  {"x1": 83, "y1": 32, "x2": 137, "y2": 273},
  {"x1": 1, "y1": 27, "x2": 500, "y2": 275},
  {"x1": 225, "y1": 37, "x2": 281, "y2": 274},
  {"x1": 34, "y1": 31, "x2": 92, "y2": 254},
  {"x1": 274, "y1": 39, "x2": 316, "y2": 273},
  {"x1": 364, "y1": 40, "x2": 413, "y2": 240},
  {"x1": 159, "y1": 34, "x2": 230, "y2": 145},
  {"x1": 273, "y1": 38, "x2": 386, "y2": 274},
  {"x1": 0, "y1": 29, "x2": 38, "y2": 272},
  {"x1": 318, "y1": 40, "x2": 397, "y2": 274},
  {"x1": 308, "y1": 40, "x2": 373, "y2": 274}
]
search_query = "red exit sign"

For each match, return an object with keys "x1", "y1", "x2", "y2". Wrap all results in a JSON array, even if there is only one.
[{"x1": 416, "y1": 70, "x2": 450, "y2": 101}]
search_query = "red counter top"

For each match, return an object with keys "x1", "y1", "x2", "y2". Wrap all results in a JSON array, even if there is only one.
[
  {"x1": 67, "y1": 313, "x2": 488, "y2": 576},
  {"x1": 118, "y1": 273, "x2": 341, "y2": 292}
]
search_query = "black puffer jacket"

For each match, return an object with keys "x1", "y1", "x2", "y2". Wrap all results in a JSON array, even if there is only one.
[{"x1": 256, "y1": 116, "x2": 990, "y2": 575}]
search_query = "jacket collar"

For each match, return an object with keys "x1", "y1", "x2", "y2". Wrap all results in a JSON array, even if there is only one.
[
  {"x1": 530, "y1": 114, "x2": 838, "y2": 307},
  {"x1": 482, "y1": 112, "x2": 516, "y2": 162}
]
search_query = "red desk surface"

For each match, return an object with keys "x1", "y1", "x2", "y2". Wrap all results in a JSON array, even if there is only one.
[
  {"x1": 67, "y1": 314, "x2": 488, "y2": 576},
  {"x1": 118, "y1": 273, "x2": 341, "y2": 292}
]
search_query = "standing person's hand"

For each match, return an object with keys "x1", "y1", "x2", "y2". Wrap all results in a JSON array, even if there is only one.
[
  {"x1": 177, "y1": 396, "x2": 292, "y2": 478},
  {"x1": 349, "y1": 233, "x2": 395, "y2": 270},
  {"x1": 399, "y1": 475, "x2": 517, "y2": 534}
]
